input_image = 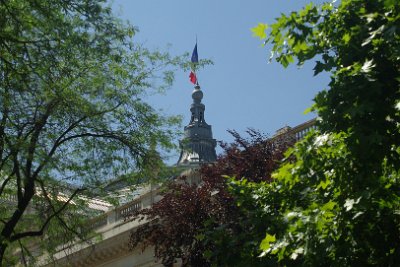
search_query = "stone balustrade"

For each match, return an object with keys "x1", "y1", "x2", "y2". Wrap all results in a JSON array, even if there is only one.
[
  {"x1": 85, "y1": 186, "x2": 157, "y2": 233},
  {"x1": 290, "y1": 118, "x2": 317, "y2": 141},
  {"x1": 273, "y1": 118, "x2": 317, "y2": 141}
]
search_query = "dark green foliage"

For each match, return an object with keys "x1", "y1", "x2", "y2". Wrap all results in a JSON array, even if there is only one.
[{"x1": 251, "y1": 0, "x2": 400, "y2": 265}]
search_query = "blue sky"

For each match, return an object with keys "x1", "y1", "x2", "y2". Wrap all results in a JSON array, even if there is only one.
[{"x1": 112, "y1": 0, "x2": 330, "y2": 161}]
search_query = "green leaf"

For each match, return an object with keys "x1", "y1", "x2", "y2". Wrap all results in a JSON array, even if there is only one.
[
  {"x1": 204, "y1": 250, "x2": 213, "y2": 259},
  {"x1": 260, "y1": 233, "x2": 276, "y2": 252},
  {"x1": 313, "y1": 61, "x2": 325, "y2": 75},
  {"x1": 303, "y1": 106, "x2": 313, "y2": 114},
  {"x1": 280, "y1": 54, "x2": 294, "y2": 68},
  {"x1": 317, "y1": 178, "x2": 331, "y2": 190},
  {"x1": 251, "y1": 23, "x2": 269, "y2": 39},
  {"x1": 292, "y1": 41, "x2": 308, "y2": 53},
  {"x1": 321, "y1": 201, "x2": 336, "y2": 211},
  {"x1": 342, "y1": 33, "x2": 351, "y2": 44}
]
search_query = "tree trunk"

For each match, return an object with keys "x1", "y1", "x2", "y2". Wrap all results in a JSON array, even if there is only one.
[
  {"x1": 0, "y1": 187, "x2": 34, "y2": 266},
  {"x1": 0, "y1": 241, "x2": 8, "y2": 265}
]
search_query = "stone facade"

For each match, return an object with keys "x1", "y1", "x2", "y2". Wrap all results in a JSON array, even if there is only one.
[{"x1": 38, "y1": 186, "x2": 164, "y2": 267}]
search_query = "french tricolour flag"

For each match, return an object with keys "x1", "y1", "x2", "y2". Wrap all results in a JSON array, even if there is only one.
[{"x1": 189, "y1": 43, "x2": 198, "y2": 84}]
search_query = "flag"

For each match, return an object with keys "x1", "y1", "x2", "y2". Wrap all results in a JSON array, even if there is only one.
[
  {"x1": 189, "y1": 71, "x2": 197, "y2": 84},
  {"x1": 189, "y1": 43, "x2": 198, "y2": 84},
  {"x1": 191, "y1": 43, "x2": 198, "y2": 63}
]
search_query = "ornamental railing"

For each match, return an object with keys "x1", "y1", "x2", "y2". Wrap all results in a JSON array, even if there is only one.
[
  {"x1": 273, "y1": 118, "x2": 317, "y2": 141},
  {"x1": 115, "y1": 199, "x2": 142, "y2": 221},
  {"x1": 290, "y1": 118, "x2": 317, "y2": 140},
  {"x1": 86, "y1": 187, "x2": 156, "y2": 232}
]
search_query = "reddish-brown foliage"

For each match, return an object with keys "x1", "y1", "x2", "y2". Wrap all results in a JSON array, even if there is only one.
[
  {"x1": 129, "y1": 178, "x2": 235, "y2": 267},
  {"x1": 201, "y1": 129, "x2": 292, "y2": 183}
]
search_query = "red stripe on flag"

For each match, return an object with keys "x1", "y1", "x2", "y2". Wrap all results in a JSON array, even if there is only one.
[{"x1": 189, "y1": 71, "x2": 197, "y2": 84}]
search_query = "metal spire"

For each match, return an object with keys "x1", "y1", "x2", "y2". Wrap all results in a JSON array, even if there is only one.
[{"x1": 177, "y1": 84, "x2": 217, "y2": 166}]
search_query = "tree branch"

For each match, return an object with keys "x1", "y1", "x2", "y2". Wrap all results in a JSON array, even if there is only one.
[
  {"x1": 25, "y1": 100, "x2": 57, "y2": 179},
  {"x1": 9, "y1": 187, "x2": 83, "y2": 242},
  {"x1": 12, "y1": 151, "x2": 23, "y2": 203},
  {"x1": 0, "y1": 171, "x2": 14, "y2": 197},
  {"x1": 0, "y1": 95, "x2": 8, "y2": 163},
  {"x1": 56, "y1": 213, "x2": 87, "y2": 243},
  {"x1": 0, "y1": 152, "x2": 11, "y2": 173},
  {"x1": 32, "y1": 102, "x2": 123, "y2": 178},
  {"x1": 37, "y1": 180, "x2": 88, "y2": 242},
  {"x1": 2, "y1": 131, "x2": 23, "y2": 202},
  {"x1": 17, "y1": 239, "x2": 30, "y2": 267}
]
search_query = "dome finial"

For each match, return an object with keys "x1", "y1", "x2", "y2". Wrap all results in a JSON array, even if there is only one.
[{"x1": 192, "y1": 85, "x2": 203, "y2": 104}]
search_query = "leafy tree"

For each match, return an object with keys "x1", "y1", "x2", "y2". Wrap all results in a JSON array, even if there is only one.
[
  {"x1": 129, "y1": 130, "x2": 293, "y2": 267},
  {"x1": 251, "y1": 0, "x2": 400, "y2": 265},
  {"x1": 0, "y1": 0, "x2": 183, "y2": 264}
]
